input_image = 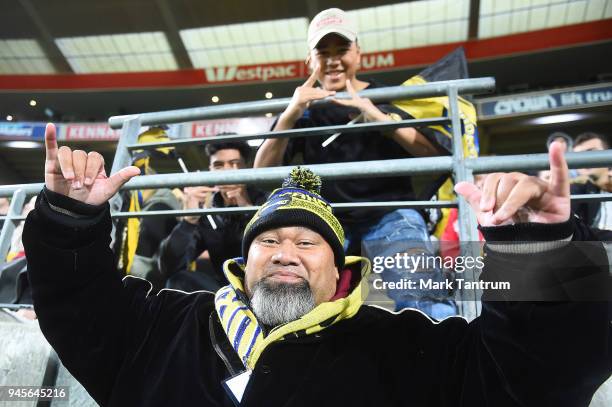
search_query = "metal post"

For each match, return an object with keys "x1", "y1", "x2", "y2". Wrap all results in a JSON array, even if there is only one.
[
  {"x1": 110, "y1": 117, "x2": 142, "y2": 179},
  {"x1": 447, "y1": 85, "x2": 481, "y2": 320},
  {"x1": 0, "y1": 189, "x2": 26, "y2": 267},
  {"x1": 108, "y1": 117, "x2": 142, "y2": 213},
  {"x1": 108, "y1": 117, "x2": 142, "y2": 248}
]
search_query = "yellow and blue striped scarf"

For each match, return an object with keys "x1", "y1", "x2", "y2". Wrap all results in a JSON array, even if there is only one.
[{"x1": 214, "y1": 256, "x2": 370, "y2": 370}]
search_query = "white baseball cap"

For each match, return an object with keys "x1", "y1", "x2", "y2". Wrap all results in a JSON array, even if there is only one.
[{"x1": 307, "y1": 8, "x2": 358, "y2": 50}]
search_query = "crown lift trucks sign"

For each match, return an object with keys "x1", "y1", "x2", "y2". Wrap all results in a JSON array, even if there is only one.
[{"x1": 478, "y1": 83, "x2": 612, "y2": 118}]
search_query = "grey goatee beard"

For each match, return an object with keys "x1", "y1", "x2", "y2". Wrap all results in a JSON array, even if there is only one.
[{"x1": 250, "y1": 278, "x2": 316, "y2": 327}]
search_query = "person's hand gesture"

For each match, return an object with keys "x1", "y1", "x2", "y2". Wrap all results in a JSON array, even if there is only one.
[
  {"x1": 280, "y1": 65, "x2": 336, "y2": 125},
  {"x1": 455, "y1": 141, "x2": 571, "y2": 226},
  {"x1": 332, "y1": 79, "x2": 383, "y2": 122},
  {"x1": 183, "y1": 185, "x2": 218, "y2": 209},
  {"x1": 44, "y1": 123, "x2": 140, "y2": 205},
  {"x1": 220, "y1": 184, "x2": 252, "y2": 207},
  {"x1": 182, "y1": 185, "x2": 218, "y2": 224}
]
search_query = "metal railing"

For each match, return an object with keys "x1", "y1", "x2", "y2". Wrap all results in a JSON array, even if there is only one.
[{"x1": 2, "y1": 77, "x2": 612, "y2": 320}]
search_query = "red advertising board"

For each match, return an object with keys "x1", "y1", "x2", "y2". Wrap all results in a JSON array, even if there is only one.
[
  {"x1": 191, "y1": 117, "x2": 275, "y2": 138},
  {"x1": 65, "y1": 124, "x2": 121, "y2": 140}
]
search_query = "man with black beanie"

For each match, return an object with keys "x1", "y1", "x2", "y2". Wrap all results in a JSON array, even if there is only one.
[{"x1": 22, "y1": 124, "x2": 612, "y2": 406}]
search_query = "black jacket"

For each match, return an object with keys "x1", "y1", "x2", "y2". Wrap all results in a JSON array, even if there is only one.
[
  {"x1": 158, "y1": 187, "x2": 268, "y2": 286},
  {"x1": 23, "y1": 188, "x2": 612, "y2": 407},
  {"x1": 571, "y1": 180, "x2": 605, "y2": 227}
]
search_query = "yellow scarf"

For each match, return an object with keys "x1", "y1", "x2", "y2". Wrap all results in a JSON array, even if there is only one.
[{"x1": 214, "y1": 256, "x2": 370, "y2": 370}]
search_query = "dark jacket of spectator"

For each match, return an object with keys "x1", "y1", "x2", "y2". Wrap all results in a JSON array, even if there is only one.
[
  {"x1": 571, "y1": 179, "x2": 612, "y2": 234},
  {"x1": 23, "y1": 188, "x2": 612, "y2": 407},
  {"x1": 158, "y1": 186, "x2": 268, "y2": 289}
]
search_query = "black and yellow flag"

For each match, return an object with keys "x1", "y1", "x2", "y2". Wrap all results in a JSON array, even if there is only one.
[{"x1": 391, "y1": 48, "x2": 479, "y2": 238}]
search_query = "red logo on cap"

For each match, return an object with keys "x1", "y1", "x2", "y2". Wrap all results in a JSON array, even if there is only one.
[{"x1": 316, "y1": 16, "x2": 344, "y2": 28}]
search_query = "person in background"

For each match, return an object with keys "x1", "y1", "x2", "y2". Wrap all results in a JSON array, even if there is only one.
[
  {"x1": 21, "y1": 124, "x2": 612, "y2": 405},
  {"x1": 159, "y1": 139, "x2": 268, "y2": 292},
  {"x1": 546, "y1": 131, "x2": 573, "y2": 152},
  {"x1": 117, "y1": 125, "x2": 181, "y2": 290},
  {"x1": 544, "y1": 131, "x2": 577, "y2": 179},
  {"x1": 254, "y1": 8, "x2": 454, "y2": 318},
  {"x1": 570, "y1": 132, "x2": 612, "y2": 232}
]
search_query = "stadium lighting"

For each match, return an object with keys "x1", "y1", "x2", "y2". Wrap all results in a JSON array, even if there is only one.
[
  {"x1": 265, "y1": 92, "x2": 273, "y2": 99},
  {"x1": 29, "y1": 99, "x2": 37, "y2": 107},
  {"x1": 4, "y1": 141, "x2": 43, "y2": 149},
  {"x1": 6, "y1": 115, "x2": 13, "y2": 121},
  {"x1": 528, "y1": 113, "x2": 586, "y2": 125},
  {"x1": 211, "y1": 96, "x2": 220, "y2": 103}
]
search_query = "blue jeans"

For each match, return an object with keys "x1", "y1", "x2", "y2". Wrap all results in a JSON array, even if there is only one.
[{"x1": 344, "y1": 209, "x2": 457, "y2": 320}]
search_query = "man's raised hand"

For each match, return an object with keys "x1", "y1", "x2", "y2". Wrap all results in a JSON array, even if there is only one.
[
  {"x1": 455, "y1": 141, "x2": 571, "y2": 226},
  {"x1": 44, "y1": 123, "x2": 141, "y2": 205}
]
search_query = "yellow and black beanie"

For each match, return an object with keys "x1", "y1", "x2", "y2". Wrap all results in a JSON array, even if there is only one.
[{"x1": 242, "y1": 167, "x2": 345, "y2": 268}]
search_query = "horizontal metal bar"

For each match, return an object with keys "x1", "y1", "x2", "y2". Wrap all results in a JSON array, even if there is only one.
[
  {"x1": 0, "y1": 183, "x2": 43, "y2": 198},
  {"x1": 331, "y1": 201, "x2": 456, "y2": 210},
  {"x1": 1, "y1": 151, "x2": 611, "y2": 197},
  {"x1": 108, "y1": 77, "x2": 495, "y2": 129},
  {"x1": 118, "y1": 150, "x2": 612, "y2": 190},
  {"x1": 0, "y1": 215, "x2": 27, "y2": 221},
  {"x1": 571, "y1": 193, "x2": 612, "y2": 203},
  {"x1": 126, "y1": 117, "x2": 451, "y2": 151},
  {"x1": 109, "y1": 200, "x2": 459, "y2": 219},
  {"x1": 0, "y1": 303, "x2": 34, "y2": 310},
  {"x1": 2, "y1": 193, "x2": 612, "y2": 221},
  {"x1": 467, "y1": 150, "x2": 612, "y2": 173},
  {"x1": 112, "y1": 206, "x2": 257, "y2": 219},
  {"x1": 121, "y1": 158, "x2": 455, "y2": 190}
]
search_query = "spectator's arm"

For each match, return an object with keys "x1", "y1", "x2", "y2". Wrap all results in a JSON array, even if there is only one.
[
  {"x1": 254, "y1": 139, "x2": 289, "y2": 168},
  {"x1": 136, "y1": 202, "x2": 178, "y2": 257},
  {"x1": 442, "y1": 141, "x2": 612, "y2": 404},
  {"x1": 387, "y1": 127, "x2": 441, "y2": 157},
  {"x1": 159, "y1": 221, "x2": 207, "y2": 277},
  {"x1": 23, "y1": 188, "x2": 164, "y2": 406},
  {"x1": 467, "y1": 218, "x2": 611, "y2": 405},
  {"x1": 331, "y1": 80, "x2": 439, "y2": 157}
]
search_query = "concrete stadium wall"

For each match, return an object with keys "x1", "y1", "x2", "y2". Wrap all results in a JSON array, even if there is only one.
[{"x1": 0, "y1": 311, "x2": 97, "y2": 407}]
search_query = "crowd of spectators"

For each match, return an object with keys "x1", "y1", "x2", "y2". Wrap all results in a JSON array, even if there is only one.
[
  {"x1": 538, "y1": 131, "x2": 612, "y2": 235},
  {"x1": 159, "y1": 140, "x2": 268, "y2": 292},
  {"x1": 1, "y1": 8, "x2": 611, "y2": 320},
  {"x1": 0, "y1": 7, "x2": 611, "y2": 405}
]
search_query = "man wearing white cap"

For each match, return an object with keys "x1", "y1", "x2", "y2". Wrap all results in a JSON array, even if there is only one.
[{"x1": 255, "y1": 8, "x2": 454, "y2": 318}]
